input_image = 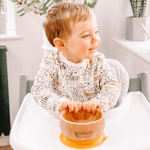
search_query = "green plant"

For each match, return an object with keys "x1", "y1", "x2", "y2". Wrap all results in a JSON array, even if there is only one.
[
  {"x1": 11, "y1": 0, "x2": 98, "y2": 17},
  {"x1": 0, "y1": 0, "x2": 5, "y2": 13},
  {"x1": 0, "y1": 0, "x2": 1, "y2": 10},
  {"x1": 130, "y1": 0, "x2": 147, "y2": 17}
]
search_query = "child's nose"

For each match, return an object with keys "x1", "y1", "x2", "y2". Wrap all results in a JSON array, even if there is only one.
[{"x1": 91, "y1": 34, "x2": 100, "y2": 44}]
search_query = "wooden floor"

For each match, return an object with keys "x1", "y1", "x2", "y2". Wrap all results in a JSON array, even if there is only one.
[{"x1": 0, "y1": 145, "x2": 13, "y2": 150}]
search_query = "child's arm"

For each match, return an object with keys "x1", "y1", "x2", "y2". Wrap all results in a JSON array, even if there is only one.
[
  {"x1": 31, "y1": 55, "x2": 70, "y2": 115},
  {"x1": 90, "y1": 55, "x2": 121, "y2": 112}
]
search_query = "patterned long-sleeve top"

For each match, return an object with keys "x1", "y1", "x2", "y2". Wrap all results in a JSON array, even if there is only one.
[{"x1": 31, "y1": 51, "x2": 121, "y2": 115}]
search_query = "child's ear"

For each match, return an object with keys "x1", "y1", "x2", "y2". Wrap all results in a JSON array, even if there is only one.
[{"x1": 53, "y1": 38, "x2": 66, "y2": 51}]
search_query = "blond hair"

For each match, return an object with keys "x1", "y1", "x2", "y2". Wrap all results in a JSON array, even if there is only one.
[{"x1": 43, "y1": 2, "x2": 91, "y2": 47}]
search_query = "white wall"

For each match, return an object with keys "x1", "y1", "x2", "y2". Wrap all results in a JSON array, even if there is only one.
[
  {"x1": 94, "y1": 0, "x2": 150, "y2": 57},
  {"x1": 0, "y1": 0, "x2": 150, "y2": 126},
  {"x1": 0, "y1": 12, "x2": 44, "y2": 125},
  {"x1": 93, "y1": 0, "x2": 131, "y2": 56},
  {"x1": 94, "y1": 0, "x2": 150, "y2": 91}
]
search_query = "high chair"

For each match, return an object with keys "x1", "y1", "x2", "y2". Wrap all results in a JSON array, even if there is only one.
[
  {"x1": 19, "y1": 74, "x2": 34, "y2": 107},
  {"x1": 128, "y1": 72, "x2": 150, "y2": 102},
  {"x1": 10, "y1": 60, "x2": 150, "y2": 150}
]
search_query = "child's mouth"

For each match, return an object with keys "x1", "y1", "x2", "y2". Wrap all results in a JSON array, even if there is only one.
[{"x1": 89, "y1": 47, "x2": 97, "y2": 51}]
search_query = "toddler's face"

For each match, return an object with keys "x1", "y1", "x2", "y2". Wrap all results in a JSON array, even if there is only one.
[{"x1": 64, "y1": 11, "x2": 100, "y2": 63}]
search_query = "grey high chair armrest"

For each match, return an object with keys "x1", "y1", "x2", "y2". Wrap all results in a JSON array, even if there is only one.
[
  {"x1": 106, "y1": 59, "x2": 129, "y2": 107},
  {"x1": 128, "y1": 72, "x2": 150, "y2": 102},
  {"x1": 19, "y1": 74, "x2": 34, "y2": 107},
  {"x1": 107, "y1": 59, "x2": 150, "y2": 105}
]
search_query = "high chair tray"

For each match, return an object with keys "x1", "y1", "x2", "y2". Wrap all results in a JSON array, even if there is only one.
[{"x1": 10, "y1": 92, "x2": 150, "y2": 150}]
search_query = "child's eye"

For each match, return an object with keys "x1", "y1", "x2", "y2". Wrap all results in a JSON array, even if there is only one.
[
  {"x1": 81, "y1": 31, "x2": 99, "y2": 38},
  {"x1": 82, "y1": 34, "x2": 90, "y2": 38}
]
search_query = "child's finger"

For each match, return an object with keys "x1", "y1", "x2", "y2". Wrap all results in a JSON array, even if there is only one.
[
  {"x1": 59, "y1": 106, "x2": 63, "y2": 112},
  {"x1": 91, "y1": 102, "x2": 97, "y2": 115},
  {"x1": 83, "y1": 102, "x2": 87, "y2": 111},
  {"x1": 59, "y1": 104, "x2": 64, "y2": 112},
  {"x1": 59, "y1": 102, "x2": 67, "y2": 112},
  {"x1": 59, "y1": 104, "x2": 63, "y2": 112},
  {"x1": 68, "y1": 103, "x2": 74, "y2": 113},
  {"x1": 74, "y1": 103, "x2": 79, "y2": 113},
  {"x1": 62, "y1": 102, "x2": 67, "y2": 110},
  {"x1": 76, "y1": 102, "x2": 82, "y2": 111},
  {"x1": 97, "y1": 103, "x2": 103, "y2": 110},
  {"x1": 87, "y1": 101, "x2": 92, "y2": 113}
]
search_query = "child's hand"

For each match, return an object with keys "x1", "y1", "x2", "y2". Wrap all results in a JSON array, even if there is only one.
[
  {"x1": 83, "y1": 101, "x2": 103, "y2": 115},
  {"x1": 59, "y1": 101, "x2": 82, "y2": 113}
]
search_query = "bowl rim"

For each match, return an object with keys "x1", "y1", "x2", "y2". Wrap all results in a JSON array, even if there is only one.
[{"x1": 60, "y1": 109, "x2": 104, "y2": 125}]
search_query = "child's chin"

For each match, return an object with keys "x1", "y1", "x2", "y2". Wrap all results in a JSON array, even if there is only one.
[{"x1": 87, "y1": 54, "x2": 96, "y2": 59}]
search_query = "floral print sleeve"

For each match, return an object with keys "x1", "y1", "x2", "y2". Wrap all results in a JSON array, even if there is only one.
[
  {"x1": 90, "y1": 54, "x2": 121, "y2": 112},
  {"x1": 31, "y1": 54, "x2": 69, "y2": 115}
]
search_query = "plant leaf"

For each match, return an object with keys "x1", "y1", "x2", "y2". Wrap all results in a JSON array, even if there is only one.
[
  {"x1": 54, "y1": 0, "x2": 62, "y2": 3},
  {"x1": 27, "y1": 0, "x2": 36, "y2": 7},
  {"x1": 24, "y1": 0, "x2": 27, "y2": 4},
  {"x1": 20, "y1": 12, "x2": 26, "y2": 16},
  {"x1": 84, "y1": 0, "x2": 98, "y2": 8},
  {"x1": 17, "y1": 8, "x2": 25, "y2": 13}
]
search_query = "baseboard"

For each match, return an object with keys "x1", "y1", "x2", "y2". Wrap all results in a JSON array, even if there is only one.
[{"x1": 0, "y1": 134, "x2": 10, "y2": 146}]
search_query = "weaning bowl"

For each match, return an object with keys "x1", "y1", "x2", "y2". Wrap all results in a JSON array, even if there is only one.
[{"x1": 59, "y1": 108, "x2": 105, "y2": 141}]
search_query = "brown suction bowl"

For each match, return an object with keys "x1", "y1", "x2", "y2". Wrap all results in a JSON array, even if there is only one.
[{"x1": 59, "y1": 108, "x2": 105, "y2": 141}]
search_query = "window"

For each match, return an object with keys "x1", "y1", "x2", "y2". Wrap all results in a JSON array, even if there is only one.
[
  {"x1": 6, "y1": 0, "x2": 16, "y2": 34},
  {"x1": 0, "y1": 0, "x2": 22, "y2": 40}
]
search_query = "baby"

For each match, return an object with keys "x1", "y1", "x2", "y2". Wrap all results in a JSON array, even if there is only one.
[{"x1": 31, "y1": 2, "x2": 121, "y2": 115}]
